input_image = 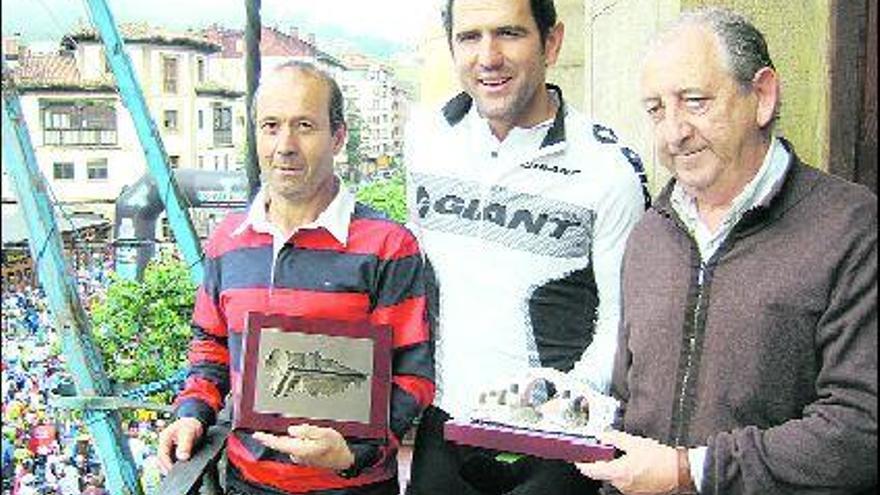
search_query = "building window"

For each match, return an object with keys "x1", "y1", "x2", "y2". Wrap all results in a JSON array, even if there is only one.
[
  {"x1": 53, "y1": 162, "x2": 74, "y2": 180},
  {"x1": 101, "y1": 48, "x2": 112, "y2": 74},
  {"x1": 87, "y1": 158, "x2": 108, "y2": 180},
  {"x1": 213, "y1": 106, "x2": 232, "y2": 146},
  {"x1": 41, "y1": 100, "x2": 117, "y2": 146},
  {"x1": 214, "y1": 156, "x2": 219, "y2": 170},
  {"x1": 169, "y1": 155, "x2": 180, "y2": 168},
  {"x1": 224, "y1": 154, "x2": 229, "y2": 171},
  {"x1": 162, "y1": 56, "x2": 178, "y2": 94},
  {"x1": 163, "y1": 110, "x2": 178, "y2": 131},
  {"x1": 198, "y1": 155, "x2": 204, "y2": 169},
  {"x1": 161, "y1": 217, "x2": 172, "y2": 240},
  {"x1": 198, "y1": 110, "x2": 204, "y2": 130},
  {"x1": 196, "y1": 58, "x2": 205, "y2": 84}
]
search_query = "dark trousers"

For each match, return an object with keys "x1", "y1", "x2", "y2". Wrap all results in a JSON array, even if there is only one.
[
  {"x1": 226, "y1": 461, "x2": 399, "y2": 495},
  {"x1": 406, "y1": 406, "x2": 600, "y2": 495}
]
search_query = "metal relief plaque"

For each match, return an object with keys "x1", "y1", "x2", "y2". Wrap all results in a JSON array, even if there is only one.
[
  {"x1": 443, "y1": 379, "x2": 619, "y2": 462},
  {"x1": 235, "y1": 312, "x2": 391, "y2": 439}
]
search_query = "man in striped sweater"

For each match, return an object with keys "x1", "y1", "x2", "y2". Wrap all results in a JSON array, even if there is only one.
[{"x1": 158, "y1": 61, "x2": 434, "y2": 495}]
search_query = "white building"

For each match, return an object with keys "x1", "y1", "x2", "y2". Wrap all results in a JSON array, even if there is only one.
[
  {"x1": 340, "y1": 53, "x2": 410, "y2": 176},
  {"x1": 2, "y1": 24, "x2": 245, "y2": 221}
]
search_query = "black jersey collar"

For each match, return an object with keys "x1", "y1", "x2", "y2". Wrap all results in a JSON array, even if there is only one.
[{"x1": 441, "y1": 83, "x2": 567, "y2": 149}]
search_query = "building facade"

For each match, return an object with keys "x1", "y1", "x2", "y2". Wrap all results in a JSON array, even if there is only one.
[
  {"x1": 3, "y1": 24, "x2": 245, "y2": 218},
  {"x1": 340, "y1": 53, "x2": 410, "y2": 180}
]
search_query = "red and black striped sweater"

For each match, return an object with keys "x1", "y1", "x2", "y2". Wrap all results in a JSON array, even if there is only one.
[{"x1": 174, "y1": 201, "x2": 434, "y2": 494}]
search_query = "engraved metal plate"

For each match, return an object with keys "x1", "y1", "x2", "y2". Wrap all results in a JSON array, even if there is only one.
[{"x1": 234, "y1": 312, "x2": 391, "y2": 439}]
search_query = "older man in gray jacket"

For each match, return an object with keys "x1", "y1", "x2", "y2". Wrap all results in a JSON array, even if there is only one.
[{"x1": 577, "y1": 8, "x2": 877, "y2": 495}]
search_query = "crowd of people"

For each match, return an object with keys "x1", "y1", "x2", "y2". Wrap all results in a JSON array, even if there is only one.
[{"x1": 1, "y1": 249, "x2": 168, "y2": 495}]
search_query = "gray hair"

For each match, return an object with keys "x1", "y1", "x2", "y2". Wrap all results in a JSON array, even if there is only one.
[
  {"x1": 668, "y1": 7, "x2": 775, "y2": 91},
  {"x1": 249, "y1": 60, "x2": 345, "y2": 133},
  {"x1": 656, "y1": 7, "x2": 779, "y2": 130}
]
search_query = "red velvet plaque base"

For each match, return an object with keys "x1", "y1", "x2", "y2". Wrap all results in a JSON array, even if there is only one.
[{"x1": 444, "y1": 420, "x2": 617, "y2": 462}]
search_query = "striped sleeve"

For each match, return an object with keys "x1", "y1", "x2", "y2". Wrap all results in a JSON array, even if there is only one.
[
  {"x1": 173, "y1": 254, "x2": 231, "y2": 427},
  {"x1": 343, "y1": 225, "x2": 434, "y2": 476},
  {"x1": 371, "y1": 228, "x2": 435, "y2": 441}
]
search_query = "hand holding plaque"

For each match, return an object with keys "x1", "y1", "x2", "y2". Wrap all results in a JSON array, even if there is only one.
[{"x1": 252, "y1": 424, "x2": 355, "y2": 470}]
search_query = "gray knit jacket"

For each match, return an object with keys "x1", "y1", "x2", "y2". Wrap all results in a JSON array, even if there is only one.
[{"x1": 612, "y1": 147, "x2": 877, "y2": 494}]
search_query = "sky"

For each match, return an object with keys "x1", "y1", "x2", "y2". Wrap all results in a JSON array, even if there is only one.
[{"x1": 1, "y1": 0, "x2": 444, "y2": 57}]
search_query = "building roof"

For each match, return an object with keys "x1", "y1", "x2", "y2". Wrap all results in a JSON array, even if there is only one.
[
  {"x1": 1, "y1": 203, "x2": 110, "y2": 247},
  {"x1": 65, "y1": 22, "x2": 221, "y2": 54},
  {"x1": 203, "y1": 25, "x2": 346, "y2": 69},
  {"x1": 8, "y1": 52, "x2": 115, "y2": 92},
  {"x1": 195, "y1": 82, "x2": 245, "y2": 98},
  {"x1": 5, "y1": 26, "x2": 236, "y2": 94},
  {"x1": 14, "y1": 53, "x2": 79, "y2": 85}
]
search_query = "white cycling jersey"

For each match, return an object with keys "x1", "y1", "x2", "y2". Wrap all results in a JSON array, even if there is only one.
[{"x1": 405, "y1": 86, "x2": 649, "y2": 418}]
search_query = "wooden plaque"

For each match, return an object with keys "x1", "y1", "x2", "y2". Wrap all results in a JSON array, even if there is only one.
[
  {"x1": 444, "y1": 419, "x2": 617, "y2": 462},
  {"x1": 234, "y1": 312, "x2": 391, "y2": 439}
]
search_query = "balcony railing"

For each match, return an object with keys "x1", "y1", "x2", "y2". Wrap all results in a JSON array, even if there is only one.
[{"x1": 43, "y1": 129, "x2": 118, "y2": 146}]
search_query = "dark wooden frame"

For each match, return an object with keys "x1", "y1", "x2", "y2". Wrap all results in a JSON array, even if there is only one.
[
  {"x1": 234, "y1": 312, "x2": 391, "y2": 439},
  {"x1": 444, "y1": 420, "x2": 617, "y2": 463},
  {"x1": 828, "y1": 0, "x2": 877, "y2": 193}
]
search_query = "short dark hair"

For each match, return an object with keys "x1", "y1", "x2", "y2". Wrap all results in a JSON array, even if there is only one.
[
  {"x1": 442, "y1": 0, "x2": 557, "y2": 48},
  {"x1": 251, "y1": 60, "x2": 345, "y2": 133}
]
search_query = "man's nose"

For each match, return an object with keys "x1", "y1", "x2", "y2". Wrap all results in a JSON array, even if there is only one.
[
  {"x1": 658, "y1": 105, "x2": 694, "y2": 149},
  {"x1": 477, "y1": 36, "x2": 503, "y2": 69},
  {"x1": 275, "y1": 126, "x2": 301, "y2": 155}
]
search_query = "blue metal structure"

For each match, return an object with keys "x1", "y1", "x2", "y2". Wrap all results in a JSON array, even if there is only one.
[
  {"x1": 83, "y1": 0, "x2": 205, "y2": 284},
  {"x1": 2, "y1": 65, "x2": 145, "y2": 495},
  {"x1": 3, "y1": 0, "x2": 260, "y2": 490}
]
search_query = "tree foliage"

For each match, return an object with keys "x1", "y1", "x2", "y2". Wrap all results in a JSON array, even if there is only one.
[
  {"x1": 91, "y1": 251, "x2": 194, "y2": 385},
  {"x1": 356, "y1": 169, "x2": 407, "y2": 222},
  {"x1": 345, "y1": 110, "x2": 364, "y2": 168}
]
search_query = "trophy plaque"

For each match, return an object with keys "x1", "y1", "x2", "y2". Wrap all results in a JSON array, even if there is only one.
[
  {"x1": 234, "y1": 312, "x2": 391, "y2": 439},
  {"x1": 444, "y1": 378, "x2": 618, "y2": 462}
]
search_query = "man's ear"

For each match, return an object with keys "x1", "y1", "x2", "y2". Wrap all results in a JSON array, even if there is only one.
[
  {"x1": 332, "y1": 124, "x2": 347, "y2": 154},
  {"x1": 752, "y1": 67, "x2": 779, "y2": 128},
  {"x1": 544, "y1": 22, "x2": 565, "y2": 67}
]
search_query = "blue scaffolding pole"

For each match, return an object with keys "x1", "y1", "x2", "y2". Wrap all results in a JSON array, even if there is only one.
[
  {"x1": 2, "y1": 65, "x2": 144, "y2": 495},
  {"x1": 82, "y1": 0, "x2": 205, "y2": 284}
]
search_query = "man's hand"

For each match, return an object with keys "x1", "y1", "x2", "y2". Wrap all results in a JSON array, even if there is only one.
[
  {"x1": 252, "y1": 424, "x2": 354, "y2": 471},
  {"x1": 576, "y1": 430, "x2": 678, "y2": 495},
  {"x1": 157, "y1": 417, "x2": 205, "y2": 475}
]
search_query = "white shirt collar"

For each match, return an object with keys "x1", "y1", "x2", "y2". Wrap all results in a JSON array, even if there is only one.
[
  {"x1": 232, "y1": 179, "x2": 355, "y2": 247},
  {"x1": 671, "y1": 137, "x2": 791, "y2": 261}
]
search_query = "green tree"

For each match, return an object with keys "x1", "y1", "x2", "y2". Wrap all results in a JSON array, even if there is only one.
[
  {"x1": 91, "y1": 251, "x2": 195, "y2": 387},
  {"x1": 345, "y1": 110, "x2": 365, "y2": 182},
  {"x1": 356, "y1": 169, "x2": 407, "y2": 222}
]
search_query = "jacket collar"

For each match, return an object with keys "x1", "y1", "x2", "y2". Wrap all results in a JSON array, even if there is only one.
[
  {"x1": 654, "y1": 137, "x2": 821, "y2": 237},
  {"x1": 441, "y1": 83, "x2": 567, "y2": 149}
]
